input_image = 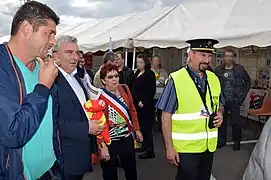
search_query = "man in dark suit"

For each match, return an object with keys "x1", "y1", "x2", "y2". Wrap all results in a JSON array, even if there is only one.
[
  {"x1": 77, "y1": 50, "x2": 94, "y2": 82},
  {"x1": 115, "y1": 51, "x2": 133, "y2": 88},
  {"x1": 52, "y1": 35, "x2": 104, "y2": 180}
]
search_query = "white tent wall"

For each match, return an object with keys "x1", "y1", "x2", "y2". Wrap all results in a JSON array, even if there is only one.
[
  {"x1": 56, "y1": 6, "x2": 177, "y2": 52},
  {"x1": 134, "y1": 0, "x2": 233, "y2": 48},
  {"x1": 0, "y1": 0, "x2": 270, "y2": 86},
  {"x1": 133, "y1": 0, "x2": 271, "y2": 49},
  {"x1": 1, "y1": 0, "x2": 271, "y2": 51}
]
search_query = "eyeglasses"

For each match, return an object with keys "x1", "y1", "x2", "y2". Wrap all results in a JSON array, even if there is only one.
[{"x1": 107, "y1": 74, "x2": 119, "y2": 79}]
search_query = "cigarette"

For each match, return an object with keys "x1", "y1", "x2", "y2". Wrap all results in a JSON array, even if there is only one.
[
  {"x1": 53, "y1": 59, "x2": 59, "y2": 68},
  {"x1": 53, "y1": 59, "x2": 60, "y2": 68},
  {"x1": 54, "y1": 62, "x2": 59, "y2": 68}
]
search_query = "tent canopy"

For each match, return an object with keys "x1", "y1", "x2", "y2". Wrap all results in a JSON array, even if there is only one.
[
  {"x1": 134, "y1": 0, "x2": 271, "y2": 48},
  {"x1": 1, "y1": 0, "x2": 271, "y2": 52}
]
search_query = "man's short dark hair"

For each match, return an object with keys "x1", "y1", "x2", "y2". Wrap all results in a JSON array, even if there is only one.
[
  {"x1": 78, "y1": 50, "x2": 84, "y2": 56},
  {"x1": 115, "y1": 51, "x2": 124, "y2": 59},
  {"x1": 11, "y1": 1, "x2": 60, "y2": 36},
  {"x1": 103, "y1": 51, "x2": 116, "y2": 64},
  {"x1": 223, "y1": 49, "x2": 236, "y2": 57}
]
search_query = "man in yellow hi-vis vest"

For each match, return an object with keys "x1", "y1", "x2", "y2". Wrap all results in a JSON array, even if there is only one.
[{"x1": 156, "y1": 38, "x2": 224, "y2": 180}]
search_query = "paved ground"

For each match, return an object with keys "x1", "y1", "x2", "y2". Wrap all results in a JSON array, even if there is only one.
[{"x1": 84, "y1": 118, "x2": 260, "y2": 180}]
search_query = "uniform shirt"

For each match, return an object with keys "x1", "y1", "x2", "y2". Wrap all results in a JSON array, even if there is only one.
[{"x1": 156, "y1": 66, "x2": 225, "y2": 114}]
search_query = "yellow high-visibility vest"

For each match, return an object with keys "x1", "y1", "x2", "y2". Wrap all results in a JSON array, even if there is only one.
[{"x1": 170, "y1": 67, "x2": 221, "y2": 153}]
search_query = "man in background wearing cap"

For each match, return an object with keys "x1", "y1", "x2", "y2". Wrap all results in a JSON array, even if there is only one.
[{"x1": 157, "y1": 39, "x2": 224, "y2": 180}]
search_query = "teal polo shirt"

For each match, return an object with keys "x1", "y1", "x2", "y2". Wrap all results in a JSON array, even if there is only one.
[{"x1": 14, "y1": 56, "x2": 56, "y2": 179}]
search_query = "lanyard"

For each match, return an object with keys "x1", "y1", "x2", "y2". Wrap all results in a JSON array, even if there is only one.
[
  {"x1": 185, "y1": 66, "x2": 215, "y2": 114},
  {"x1": 154, "y1": 68, "x2": 161, "y2": 75},
  {"x1": 5, "y1": 45, "x2": 23, "y2": 105}
]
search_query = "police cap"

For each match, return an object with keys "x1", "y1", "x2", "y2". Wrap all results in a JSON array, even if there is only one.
[{"x1": 186, "y1": 38, "x2": 219, "y2": 53}]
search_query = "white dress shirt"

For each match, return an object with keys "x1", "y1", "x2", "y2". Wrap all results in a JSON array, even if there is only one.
[{"x1": 58, "y1": 68, "x2": 89, "y2": 118}]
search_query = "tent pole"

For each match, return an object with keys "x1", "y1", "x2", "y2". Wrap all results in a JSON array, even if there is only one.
[
  {"x1": 132, "y1": 47, "x2": 136, "y2": 70},
  {"x1": 236, "y1": 48, "x2": 240, "y2": 64},
  {"x1": 125, "y1": 48, "x2": 128, "y2": 66}
]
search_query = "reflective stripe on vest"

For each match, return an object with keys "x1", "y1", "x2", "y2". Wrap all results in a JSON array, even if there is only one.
[
  {"x1": 172, "y1": 131, "x2": 218, "y2": 140},
  {"x1": 172, "y1": 112, "x2": 209, "y2": 121},
  {"x1": 170, "y1": 67, "x2": 221, "y2": 153}
]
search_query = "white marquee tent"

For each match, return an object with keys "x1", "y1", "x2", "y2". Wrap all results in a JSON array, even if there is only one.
[
  {"x1": 134, "y1": 0, "x2": 271, "y2": 49},
  {"x1": 1, "y1": 0, "x2": 271, "y2": 52}
]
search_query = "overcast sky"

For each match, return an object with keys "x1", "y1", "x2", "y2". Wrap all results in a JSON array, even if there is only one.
[{"x1": 0, "y1": 0, "x2": 181, "y2": 36}]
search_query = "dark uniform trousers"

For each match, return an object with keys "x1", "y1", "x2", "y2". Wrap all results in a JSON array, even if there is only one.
[
  {"x1": 175, "y1": 150, "x2": 213, "y2": 180},
  {"x1": 219, "y1": 101, "x2": 242, "y2": 144}
]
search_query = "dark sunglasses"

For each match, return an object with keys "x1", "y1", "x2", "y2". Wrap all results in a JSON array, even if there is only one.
[{"x1": 107, "y1": 74, "x2": 119, "y2": 79}]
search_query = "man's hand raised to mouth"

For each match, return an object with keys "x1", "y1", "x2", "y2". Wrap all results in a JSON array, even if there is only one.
[{"x1": 37, "y1": 57, "x2": 59, "y2": 89}]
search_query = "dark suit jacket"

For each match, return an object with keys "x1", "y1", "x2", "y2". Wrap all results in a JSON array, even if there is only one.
[
  {"x1": 77, "y1": 65, "x2": 94, "y2": 84},
  {"x1": 52, "y1": 73, "x2": 97, "y2": 175},
  {"x1": 119, "y1": 66, "x2": 133, "y2": 88}
]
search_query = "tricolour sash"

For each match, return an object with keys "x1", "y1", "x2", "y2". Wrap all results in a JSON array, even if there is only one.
[{"x1": 100, "y1": 88, "x2": 134, "y2": 135}]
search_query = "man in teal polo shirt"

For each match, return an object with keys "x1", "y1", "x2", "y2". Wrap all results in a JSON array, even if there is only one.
[
  {"x1": 14, "y1": 56, "x2": 57, "y2": 179},
  {"x1": 0, "y1": 1, "x2": 61, "y2": 179}
]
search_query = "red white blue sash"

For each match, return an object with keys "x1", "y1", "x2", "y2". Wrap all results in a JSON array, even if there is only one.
[{"x1": 100, "y1": 88, "x2": 134, "y2": 132}]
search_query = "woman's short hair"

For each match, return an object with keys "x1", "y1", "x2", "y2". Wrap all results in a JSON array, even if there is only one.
[
  {"x1": 100, "y1": 62, "x2": 119, "y2": 80},
  {"x1": 137, "y1": 53, "x2": 150, "y2": 69}
]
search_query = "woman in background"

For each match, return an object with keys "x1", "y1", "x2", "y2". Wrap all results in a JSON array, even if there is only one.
[{"x1": 131, "y1": 53, "x2": 156, "y2": 159}]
